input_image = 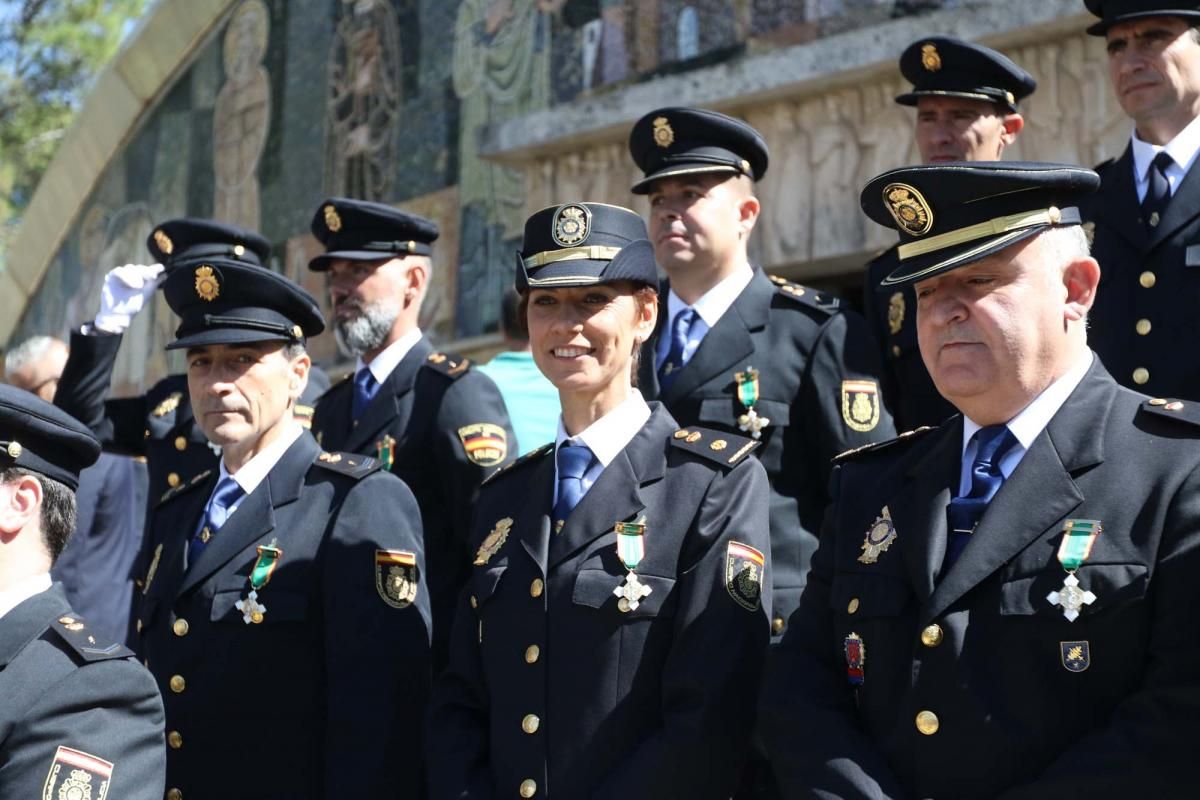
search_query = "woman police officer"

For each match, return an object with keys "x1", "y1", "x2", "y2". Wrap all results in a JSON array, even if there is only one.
[{"x1": 427, "y1": 202, "x2": 772, "y2": 799}]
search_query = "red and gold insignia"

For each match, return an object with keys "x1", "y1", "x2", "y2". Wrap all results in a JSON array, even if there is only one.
[
  {"x1": 841, "y1": 380, "x2": 881, "y2": 432},
  {"x1": 726, "y1": 541, "x2": 765, "y2": 611},
  {"x1": 845, "y1": 633, "x2": 865, "y2": 685},
  {"x1": 458, "y1": 423, "x2": 508, "y2": 467},
  {"x1": 43, "y1": 746, "x2": 113, "y2": 800},
  {"x1": 375, "y1": 549, "x2": 418, "y2": 609}
]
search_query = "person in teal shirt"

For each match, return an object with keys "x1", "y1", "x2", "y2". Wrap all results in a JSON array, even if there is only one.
[{"x1": 479, "y1": 288, "x2": 560, "y2": 453}]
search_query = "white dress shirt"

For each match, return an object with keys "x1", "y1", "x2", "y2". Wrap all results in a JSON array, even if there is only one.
[
  {"x1": 655, "y1": 265, "x2": 755, "y2": 369},
  {"x1": 358, "y1": 327, "x2": 424, "y2": 385},
  {"x1": 552, "y1": 389, "x2": 652, "y2": 506},
  {"x1": 1131, "y1": 112, "x2": 1200, "y2": 203}
]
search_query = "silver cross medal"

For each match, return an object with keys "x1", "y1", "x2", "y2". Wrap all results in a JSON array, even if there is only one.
[
  {"x1": 1046, "y1": 573, "x2": 1096, "y2": 621},
  {"x1": 738, "y1": 408, "x2": 770, "y2": 439},
  {"x1": 235, "y1": 590, "x2": 267, "y2": 625},
  {"x1": 613, "y1": 571, "x2": 652, "y2": 612}
]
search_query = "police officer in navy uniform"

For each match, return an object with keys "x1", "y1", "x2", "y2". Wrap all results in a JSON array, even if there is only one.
[
  {"x1": 0, "y1": 385, "x2": 165, "y2": 800},
  {"x1": 863, "y1": 36, "x2": 1036, "y2": 430},
  {"x1": 1083, "y1": 0, "x2": 1200, "y2": 399},
  {"x1": 628, "y1": 107, "x2": 895, "y2": 642},
  {"x1": 428, "y1": 202, "x2": 772, "y2": 799},
  {"x1": 54, "y1": 219, "x2": 330, "y2": 506},
  {"x1": 307, "y1": 197, "x2": 516, "y2": 668},
  {"x1": 762, "y1": 162, "x2": 1200, "y2": 797},
  {"x1": 134, "y1": 257, "x2": 431, "y2": 799}
]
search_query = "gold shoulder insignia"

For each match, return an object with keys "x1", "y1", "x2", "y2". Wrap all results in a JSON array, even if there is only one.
[
  {"x1": 52, "y1": 617, "x2": 132, "y2": 661},
  {"x1": 424, "y1": 351, "x2": 471, "y2": 379},
  {"x1": 482, "y1": 443, "x2": 553, "y2": 486},
  {"x1": 770, "y1": 276, "x2": 841, "y2": 313},
  {"x1": 670, "y1": 427, "x2": 759, "y2": 469},
  {"x1": 313, "y1": 452, "x2": 381, "y2": 479},
  {"x1": 1140, "y1": 398, "x2": 1200, "y2": 427},
  {"x1": 151, "y1": 392, "x2": 183, "y2": 417},
  {"x1": 834, "y1": 426, "x2": 935, "y2": 462}
]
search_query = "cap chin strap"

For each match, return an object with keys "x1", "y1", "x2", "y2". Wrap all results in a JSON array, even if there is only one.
[
  {"x1": 522, "y1": 245, "x2": 622, "y2": 269},
  {"x1": 896, "y1": 206, "x2": 1076, "y2": 261}
]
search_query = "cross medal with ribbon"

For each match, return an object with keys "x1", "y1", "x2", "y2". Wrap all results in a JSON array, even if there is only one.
[
  {"x1": 236, "y1": 542, "x2": 282, "y2": 624},
  {"x1": 1046, "y1": 519, "x2": 1101, "y2": 621},
  {"x1": 613, "y1": 522, "x2": 651, "y2": 612},
  {"x1": 735, "y1": 367, "x2": 770, "y2": 439}
]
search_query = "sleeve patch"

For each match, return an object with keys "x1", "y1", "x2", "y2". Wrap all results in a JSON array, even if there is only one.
[
  {"x1": 375, "y1": 549, "x2": 419, "y2": 608},
  {"x1": 458, "y1": 423, "x2": 508, "y2": 467},
  {"x1": 726, "y1": 541, "x2": 765, "y2": 611},
  {"x1": 45, "y1": 746, "x2": 114, "y2": 798},
  {"x1": 841, "y1": 380, "x2": 881, "y2": 432}
]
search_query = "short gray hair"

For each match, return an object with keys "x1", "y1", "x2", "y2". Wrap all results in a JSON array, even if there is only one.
[
  {"x1": 4, "y1": 336, "x2": 63, "y2": 380},
  {"x1": 1038, "y1": 225, "x2": 1092, "y2": 265}
]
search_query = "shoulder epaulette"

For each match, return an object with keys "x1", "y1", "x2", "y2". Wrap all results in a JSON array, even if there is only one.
[
  {"x1": 834, "y1": 426, "x2": 935, "y2": 463},
  {"x1": 423, "y1": 352, "x2": 472, "y2": 380},
  {"x1": 312, "y1": 451, "x2": 382, "y2": 479},
  {"x1": 482, "y1": 442, "x2": 553, "y2": 486},
  {"x1": 1139, "y1": 397, "x2": 1200, "y2": 428},
  {"x1": 768, "y1": 274, "x2": 841, "y2": 313},
  {"x1": 158, "y1": 469, "x2": 212, "y2": 504},
  {"x1": 50, "y1": 614, "x2": 134, "y2": 662},
  {"x1": 669, "y1": 427, "x2": 759, "y2": 469}
]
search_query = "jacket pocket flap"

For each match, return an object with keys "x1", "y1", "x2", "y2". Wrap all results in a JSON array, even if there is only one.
[
  {"x1": 210, "y1": 588, "x2": 308, "y2": 623},
  {"x1": 830, "y1": 573, "x2": 911, "y2": 617},
  {"x1": 1000, "y1": 563, "x2": 1149, "y2": 616}
]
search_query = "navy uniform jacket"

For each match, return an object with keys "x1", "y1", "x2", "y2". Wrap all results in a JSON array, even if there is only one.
[
  {"x1": 135, "y1": 433, "x2": 431, "y2": 800},
  {"x1": 427, "y1": 405, "x2": 772, "y2": 800},
  {"x1": 761, "y1": 360, "x2": 1200, "y2": 798},
  {"x1": 55, "y1": 329, "x2": 330, "y2": 503},
  {"x1": 0, "y1": 584, "x2": 165, "y2": 800},
  {"x1": 1086, "y1": 145, "x2": 1200, "y2": 400},
  {"x1": 638, "y1": 268, "x2": 895, "y2": 638},
  {"x1": 311, "y1": 335, "x2": 516, "y2": 667},
  {"x1": 862, "y1": 246, "x2": 956, "y2": 431}
]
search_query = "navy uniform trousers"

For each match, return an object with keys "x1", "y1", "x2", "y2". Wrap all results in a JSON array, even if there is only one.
[
  {"x1": 639, "y1": 268, "x2": 895, "y2": 638},
  {"x1": 135, "y1": 433, "x2": 431, "y2": 799},
  {"x1": 427, "y1": 404, "x2": 773, "y2": 799},
  {"x1": 0, "y1": 584, "x2": 165, "y2": 800},
  {"x1": 761, "y1": 360, "x2": 1200, "y2": 798}
]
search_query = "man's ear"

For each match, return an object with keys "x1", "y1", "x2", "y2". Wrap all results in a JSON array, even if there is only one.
[
  {"x1": 1063, "y1": 256, "x2": 1101, "y2": 323},
  {"x1": 289, "y1": 352, "x2": 312, "y2": 403},
  {"x1": 0, "y1": 475, "x2": 43, "y2": 541},
  {"x1": 999, "y1": 112, "x2": 1025, "y2": 147},
  {"x1": 738, "y1": 195, "x2": 761, "y2": 238}
]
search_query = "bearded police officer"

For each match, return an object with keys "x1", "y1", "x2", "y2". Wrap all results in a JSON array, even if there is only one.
[
  {"x1": 1084, "y1": 0, "x2": 1200, "y2": 399},
  {"x1": 628, "y1": 107, "x2": 895, "y2": 642},
  {"x1": 134, "y1": 256, "x2": 431, "y2": 798},
  {"x1": 307, "y1": 198, "x2": 515, "y2": 668},
  {"x1": 763, "y1": 162, "x2": 1200, "y2": 797},
  {"x1": 863, "y1": 36, "x2": 1037, "y2": 430},
  {"x1": 0, "y1": 385, "x2": 165, "y2": 800}
]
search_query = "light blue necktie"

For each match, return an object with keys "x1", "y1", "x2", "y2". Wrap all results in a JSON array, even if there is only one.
[
  {"x1": 189, "y1": 476, "x2": 245, "y2": 564},
  {"x1": 552, "y1": 444, "x2": 594, "y2": 531},
  {"x1": 944, "y1": 425, "x2": 1017, "y2": 570},
  {"x1": 351, "y1": 367, "x2": 380, "y2": 419},
  {"x1": 658, "y1": 308, "x2": 697, "y2": 391}
]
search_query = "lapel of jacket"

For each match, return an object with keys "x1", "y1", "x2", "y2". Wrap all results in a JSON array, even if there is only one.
[
  {"x1": 1149, "y1": 149, "x2": 1200, "y2": 249},
  {"x1": 547, "y1": 406, "x2": 671, "y2": 570},
  {"x1": 515, "y1": 454, "x2": 556, "y2": 575},
  {"x1": 659, "y1": 269, "x2": 771, "y2": 405},
  {"x1": 344, "y1": 338, "x2": 432, "y2": 453},
  {"x1": 883, "y1": 419, "x2": 961, "y2": 607},
  {"x1": 1094, "y1": 145, "x2": 1149, "y2": 253},
  {"x1": 924, "y1": 359, "x2": 1111, "y2": 621},
  {"x1": 177, "y1": 434, "x2": 317, "y2": 596},
  {"x1": 0, "y1": 584, "x2": 70, "y2": 667},
  {"x1": 637, "y1": 285, "x2": 668, "y2": 399},
  {"x1": 144, "y1": 474, "x2": 214, "y2": 610}
]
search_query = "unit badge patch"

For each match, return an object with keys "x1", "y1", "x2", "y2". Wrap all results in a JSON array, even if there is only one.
[
  {"x1": 42, "y1": 746, "x2": 113, "y2": 800},
  {"x1": 726, "y1": 541, "x2": 765, "y2": 611},
  {"x1": 376, "y1": 549, "x2": 418, "y2": 609},
  {"x1": 844, "y1": 633, "x2": 865, "y2": 685},
  {"x1": 1060, "y1": 640, "x2": 1090, "y2": 672},
  {"x1": 841, "y1": 380, "x2": 881, "y2": 432},
  {"x1": 458, "y1": 423, "x2": 508, "y2": 467}
]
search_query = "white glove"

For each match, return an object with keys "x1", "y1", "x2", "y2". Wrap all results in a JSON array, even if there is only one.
[{"x1": 93, "y1": 263, "x2": 165, "y2": 334}]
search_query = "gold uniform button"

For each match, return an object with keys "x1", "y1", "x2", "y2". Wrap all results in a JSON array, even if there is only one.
[
  {"x1": 525, "y1": 645, "x2": 540, "y2": 664},
  {"x1": 167, "y1": 730, "x2": 183, "y2": 749},
  {"x1": 920, "y1": 624, "x2": 943, "y2": 647},
  {"x1": 521, "y1": 714, "x2": 540, "y2": 734},
  {"x1": 530, "y1": 578, "x2": 544, "y2": 598},
  {"x1": 1136, "y1": 319, "x2": 1152, "y2": 336},
  {"x1": 1133, "y1": 367, "x2": 1150, "y2": 385},
  {"x1": 847, "y1": 598, "x2": 860, "y2": 615},
  {"x1": 173, "y1": 618, "x2": 189, "y2": 637},
  {"x1": 771, "y1": 616, "x2": 785, "y2": 636},
  {"x1": 520, "y1": 779, "x2": 537, "y2": 798},
  {"x1": 136, "y1": 619, "x2": 143, "y2": 633},
  {"x1": 174, "y1": 436, "x2": 187, "y2": 451},
  {"x1": 892, "y1": 345, "x2": 901, "y2": 358},
  {"x1": 167, "y1": 472, "x2": 181, "y2": 488},
  {"x1": 1139, "y1": 270, "x2": 1157, "y2": 288},
  {"x1": 169, "y1": 675, "x2": 186, "y2": 693},
  {"x1": 470, "y1": 595, "x2": 477, "y2": 609},
  {"x1": 167, "y1": 790, "x2": 182, "y2": 800},
  {"x1": 915, "y1": 710, "x2": 940, "y2": 735}
]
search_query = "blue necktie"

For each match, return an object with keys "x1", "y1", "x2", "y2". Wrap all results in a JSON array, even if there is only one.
[
  {"x1": 659, "y1": 309, "x2": 697, "y2": 391},
  {"x1": 944, "y1": 425, "x2": 1018, "y2": 569},
  {"x1": 1143, "y1": 151, "x2": 1173, "y2": 231},
  {"x1": 189, "y1": 476, "x2": 245, "y2": 564},
  {"x1": 351, "y1": 367, "x2": 379, "y2": 419},
  {"x1": 553, "y1": 444, "x2": 594, "y2": 531}
]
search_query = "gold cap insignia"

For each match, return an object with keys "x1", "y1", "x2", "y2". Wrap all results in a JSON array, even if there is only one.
[
  {"x1": 194, "y1": 265, "x2": 220, "y2": 301},
  {"x1": 883, "y1": 183, "x2": 934, "y2": 237},
  {"x1": 888, "y1": 292, "x2": 905, "y2": 336},
  {"x1": 552, "y1": 204, "x2": 591, "y2": 247},
  {"x1": 6, "y1": 441, "x2": 21, "y2": 458},
  {"x1": 652, "y1": 116, "x2": 674, "y2": 148},
  {"x1": 921, "y1": 43, "x2": 942, "y2": 72},
  {"x1": 153, "y1": 229, "x2": 174, "y2": 255},
  {"x1": 1006, "y1": 91, "x2": 1016, "y2": 106},
  {"x1": 291, "y1": 325, "x2": 303, "y2": 338},
  {"x1": 739, "y1": 159, "x2": 751, "y2": 174},
  {"x1": 324, "y1": 204, "x2": 342, "y2": 232}
]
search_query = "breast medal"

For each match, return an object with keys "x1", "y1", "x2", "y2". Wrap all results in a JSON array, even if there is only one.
[
  {"x1": 857, "y1": 506, "x2": 897, "y2": 564},
  {"x1": 735, "y1": 367, "x2": 770, "y2": 439},
  {"x1": 1046, "y1": 519, "x2": 1101, "y2": 621},
  {"x1": 236, "y1": 542, "x2": 281, "y2": 624},
  {"x1": 613, "y1": 521, "x2": 652, "y2": 612}
]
